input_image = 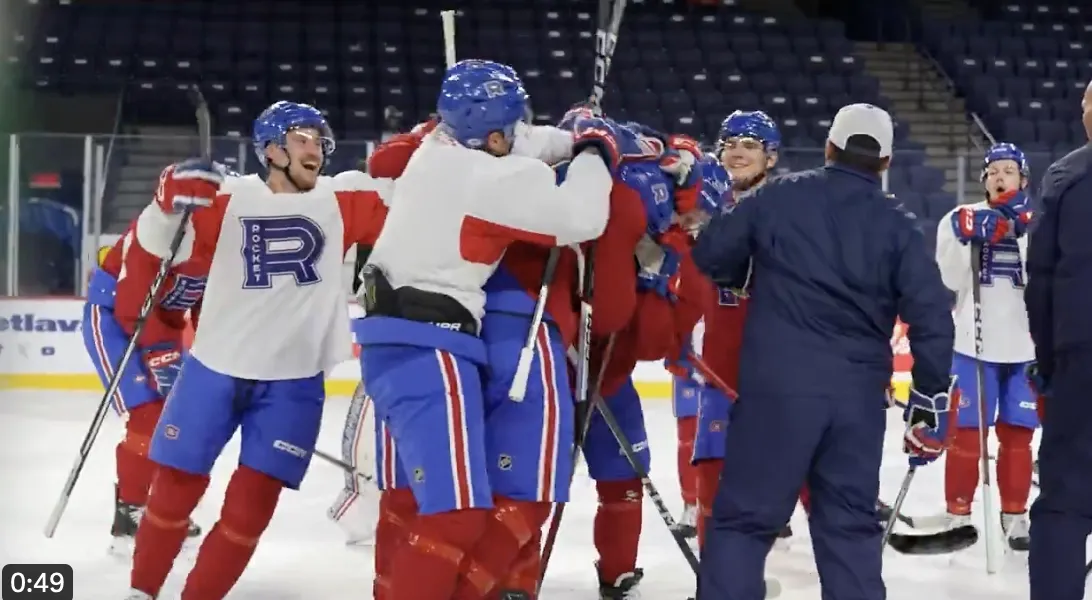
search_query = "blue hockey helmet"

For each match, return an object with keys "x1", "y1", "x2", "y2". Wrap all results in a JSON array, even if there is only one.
[
  {"x1": 981, "y1": 142, "x2": 1029, "y2": 181},
  {"x1": 717, "y1": 110, "x2": 781, "y2": 153},
  {"x1": 437, "y1": 59, "x2": 529, "y2": 149},
  {"x1": 252, "y1": 101, "x2": 336, "y2": 167}
]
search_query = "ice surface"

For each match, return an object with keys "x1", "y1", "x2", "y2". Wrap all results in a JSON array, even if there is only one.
[{"x1": 1, "y1": 390, "x2": 1086, "y2": 599}]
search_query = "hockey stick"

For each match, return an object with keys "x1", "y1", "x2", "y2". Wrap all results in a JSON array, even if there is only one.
[
  {"x1": 44, "y1": 86, "x2": 209, "y2": 538},
  {"x1": 970, "y1": 242, "x2": 1003, "y2": 573},
  {"x1": 879, "y1": 466, "x2": 979, "y2": 556},
  {"x1": 314, "y1": 449, "x2": 374, "y2": 484},
  {"x1": 882, "y1": 466, "x2": 917, "y2": 549},
  {"x1": 509, "y1": 0, "x2": 626, "y2": 401}
]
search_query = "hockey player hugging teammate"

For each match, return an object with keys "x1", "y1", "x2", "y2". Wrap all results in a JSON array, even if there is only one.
[
  {"x1": 123, "y1": 100, "x2": 394, "y2": 600},
  {"x1": 935, "y1": 142, "x2": 1038, "y2": 550},
  {"x1": 351, "y1": 59, "x2": 635, "y2": 600}
]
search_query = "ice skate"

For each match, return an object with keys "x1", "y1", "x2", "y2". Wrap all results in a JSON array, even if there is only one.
[
  {"x1": 1001, "y1": 512, "x2": 1030, "y2": 551},
  {"x1": 597, "y1": 565, "x2": 644, "y2": 600},
  {"x1": 122, "y1": 590, "x2": 152, "y2": 600},
  {"x1": 673, "y1": 503, "x2": 698, "y2": 539},
  {"x1": 110, "y1": 486, "x2": 201, "y2": 557},
  {"x1": 772, "y1": 523, "x2": 793, "y2": 551}
]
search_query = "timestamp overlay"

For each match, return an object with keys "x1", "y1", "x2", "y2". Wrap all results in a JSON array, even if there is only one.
[{"x1": 2, "y1": 564, "x2": 73, "y2": 600}]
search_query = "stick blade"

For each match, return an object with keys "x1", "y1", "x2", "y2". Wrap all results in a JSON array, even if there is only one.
[{"x1": 887, "y1": 525, "x2": 979, "y2": 555}]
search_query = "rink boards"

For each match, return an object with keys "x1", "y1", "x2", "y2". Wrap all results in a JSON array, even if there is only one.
[{"x1": 0, "y1": 297, "x2": 913, "y2": 400}]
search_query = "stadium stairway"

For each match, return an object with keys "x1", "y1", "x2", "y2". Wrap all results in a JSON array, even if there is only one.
[
  {"x1": 856, "y1": 42, "x2": 982, "y2": 195},
  {"x1": 108, "y1": 126, "x2": 196, "y2": 232}
]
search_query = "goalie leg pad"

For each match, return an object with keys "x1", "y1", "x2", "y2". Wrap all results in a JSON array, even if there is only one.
[
  {"x1": 117, "y1": 400, "x2": 165, "y2": 506},
  {"x1": 388, "y1": 509, "x2": 488, "y2": 600},
  {"x1": 131, "y1": 466, "x2": 209, "y2": 597},
  {"x1": 594, "y1": 478, "x2": 643, "y2": 585},
  {"x1": 181, "y1": 465, "x2": 283, "y2": 600}
]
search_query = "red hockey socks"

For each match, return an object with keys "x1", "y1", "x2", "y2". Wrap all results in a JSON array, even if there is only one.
[
  {"x1": 181, "y1": 465, "x2": 283, "y2": 599},
  {"x1": 798, "y1": 485, "x2": 811, "y2": 515},
  {"x1": 131, "y1": 465, "x2": 209, "y2": 596},
  {"x1": 116, "y1": 401, "x2": 164, "y2": 506},
  {"x1": 452, "y1": 497, "x2": 551, "y2": 599},
  {"x1": 996, "y1": 422, "x2": 1034, "y2": 513},
  {"x1": 374, "y1": 488, "x2": 418, "y2": 600},
  {"x1": 387, "y1": 509, "x2": 487, "y2": 599},
  {"x1": 676, "y1": 417, "x2": 699, "y2": 506},
  {"x1": 502, "y1": 526, "x2": 543, "y2": 597},
  {"x1": 945, "y1": 427, "x2": 981, "y2": 514},
  {"x1": 594, "y1": 479, "x2": 643, "y2": 583},
  {"x1": 695, "y1": 459, "x2": 722, "y2": 548}
]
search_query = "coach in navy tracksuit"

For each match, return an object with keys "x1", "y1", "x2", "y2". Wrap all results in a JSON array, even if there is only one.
[
  {"x1": 1025, "y1": 81, "x2": 1092, "y2": 600},
  {"x1": 690, "y1": 104, "x2": 955, "y2": 600}
]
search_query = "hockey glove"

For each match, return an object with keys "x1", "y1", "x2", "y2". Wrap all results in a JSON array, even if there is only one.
[
  {"x1": 562, "y1": 113, "x2": 658, "y2": 173},
  {"x1": 902, "y1": 377, "x2": 959, "y2": 466},
  {"x1": 635, "y1": 236, "x2": 682, "y2": 300},
  {"x1": 659, "y1": 134, "x2": 703, "y2": 190},
  {"x1": 141, "y1": 344, "x2": 184, "y2": 398},
  {"x1": 989, "y1": 189, "x2": 1033, "y2": 236},
  {"x1": 1026, "y1": 362, "x2": 1049, "y2": 422},
  {"x1": 951, "y1": 207, "x2": 1011, "y2": 245},
  {"x1": 664, "y1": 340, "x2": 706, "y2": 385},
  {"x1": 154, "y1": 159, "x2": 227, "y2": 214}
]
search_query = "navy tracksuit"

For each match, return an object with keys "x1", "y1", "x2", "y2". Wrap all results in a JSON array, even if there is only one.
[
  {"x1": 691, "y1": 164, "x2": 954, "y2": 600},
  {"x1": 1025, "y1": 142, "x2": 1092, "y2": 600}
]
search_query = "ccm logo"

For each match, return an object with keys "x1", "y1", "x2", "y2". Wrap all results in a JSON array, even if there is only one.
[{"x1": 147, "y1": 351, "x2": 181, "y2": 367}]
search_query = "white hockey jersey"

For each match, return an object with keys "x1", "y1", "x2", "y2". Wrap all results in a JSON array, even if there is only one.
[
  {"x1": 935, "y1": 202, "x2": 1034, "y2": 363},
  {"x1": 365, "y1": 129, "x2": 611, "y2": 323},
  {"x1": 136, "y1": 172, "x2": 394, "y2": 380}
]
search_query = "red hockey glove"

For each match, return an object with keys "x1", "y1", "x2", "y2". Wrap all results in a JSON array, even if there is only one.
[
  {"x1": 989, "y1": 189, "x2": 1033, "y2": 235},
  {"x1": 154, "y1": 159, "x2": 226, "y2": 215},
  {"x1": 951, "y1": 207, "x2": 1011, "y2": 245}
]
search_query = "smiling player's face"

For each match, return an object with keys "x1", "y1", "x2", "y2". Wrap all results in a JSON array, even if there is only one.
[{"x1": 282, "y1": 128, "x2": 324, "y2": 190}]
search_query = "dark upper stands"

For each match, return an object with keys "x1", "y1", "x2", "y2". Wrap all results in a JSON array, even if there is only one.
[
  {"x1": 923, "y1": 0, "x2": 1090, "y2": 177},
  {"x1": 14, "y1": 0, "x2": 907, "y2": 175}
]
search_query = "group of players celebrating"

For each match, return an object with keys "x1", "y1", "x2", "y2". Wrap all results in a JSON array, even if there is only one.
[{"x1": 78, "y1": 55, "x2": 1042, "y2": 600}]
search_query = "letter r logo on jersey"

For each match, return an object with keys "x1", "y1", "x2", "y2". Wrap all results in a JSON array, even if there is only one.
[{"x1": 239, "y1": 216, "x2": 327, "y2": 289}]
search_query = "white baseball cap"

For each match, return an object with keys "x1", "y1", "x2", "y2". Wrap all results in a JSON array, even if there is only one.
[{"x1": 827, "y1": 103, "x2": 894, "y2": 158}]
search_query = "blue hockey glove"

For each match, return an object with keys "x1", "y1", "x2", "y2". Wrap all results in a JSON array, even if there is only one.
[
  {"x1": 989, "y1": 189, "x2": 1033, "y2": 236},
  {"x1": 1026, "y1": 362, "x2": 1049, "y2": 422},
  {"x1": 560, "y1": 111, "x2": 658, "y2": 173},
  {"x1": 950, "y1": 207, "x2": 1011, "y2": 245},
  {"x1": 141, "y1": 345, "x2": 183, "y2": 398},
  {"x1": 636, "y1": 238, "x2": 682, "y2": 300},
  {"x1": 902, "y1": 377, "x2": 958, "y2": 466}
]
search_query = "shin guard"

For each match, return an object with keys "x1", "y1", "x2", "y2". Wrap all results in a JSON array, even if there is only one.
[
  {"x1": 676, "y1": 417, "x2": 699, "y2": 506},
  {"x1": 593, "y1": 479, "x2": 643, "y2": 584},
  {"x1": 387, "y1": 509, "x2": 488, "y2": 600},
  {"x1": 945, "y1": 427, "x2": 981, "y2": 515},
  {"x1": 131, "y1": 466, "x2": 209, "y2": 596},
  {"x1": 375, "y1": 488, "x2": 418, "y2": 600},
  {"x1": 452, "y1": 497, "x2": 551, "y2": 600},
  {"x1": 116, "y1": 401, "x2": 164, "y2": 506},
  {"x1": 181, "y1": 466, "x2": 283, "y2": 600},
  {"x1": 996, "y1": 421, "x2": 1035, "y2": 514},
  {"x1": 695, "y1": 459, "x2": 722, "y2": 548}
]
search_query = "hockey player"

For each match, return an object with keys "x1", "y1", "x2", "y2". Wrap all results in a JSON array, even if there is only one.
[
  {"x1": 83, "y1": 223, "x2": 205, "y2": 555},
  {"x1": 934, "y1": 142, "x2": 1038, "y2": 550},
  {"x1": 581, "y1": 131, "x2": 717, "y2": 599},
  {"x1": 1025, "y1": 80, "x2": 1092, "y2": 600},
  {"x1": 691, "y1": 103, "x2": 956, "y2": 600},
  {"x1": 124, "y1": 100, "x2": 394, "y2": 600},
  {"x1": 352, "y1": 59, "x2": 639, "y2": 600},
  {"x1": 669, "y1": 333, "x2": 702, "y2": 539}
]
